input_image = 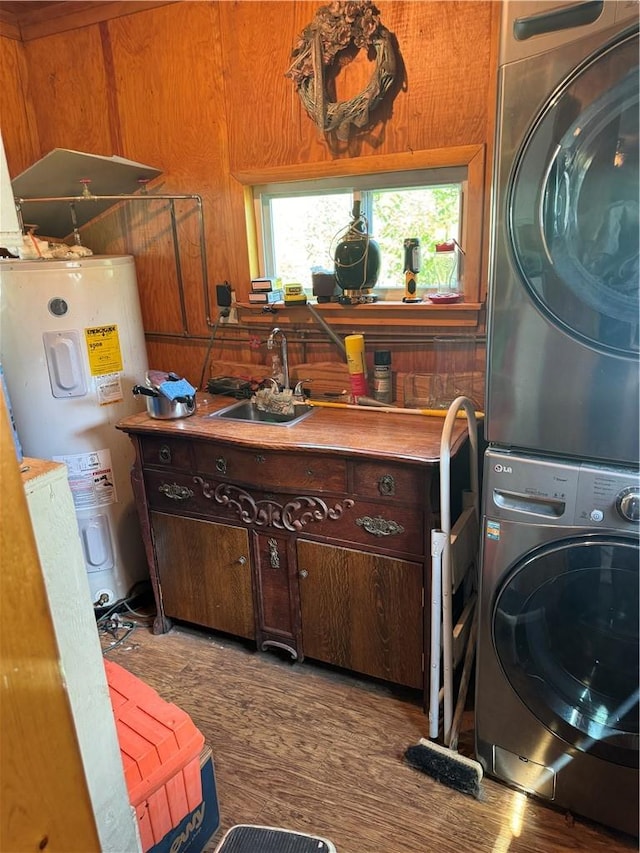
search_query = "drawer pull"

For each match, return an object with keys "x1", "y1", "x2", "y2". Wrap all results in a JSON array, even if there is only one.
[
  {"x1": 378, "y1": 474, "x2": 396, "y2": 496},
  {"x1": 255, "y1": 454, "x2": 266, "y2": 464},
  {"x1": 356, "y1": 515, "x2": 405, "y2": 537},
  {"x1": 268, "y1": 537, "x2": 280, "y2": 568},
  {"x1": 299, "y1": 569, "x2": 308, "y2": 579},
  {"x1": 237, "y1": 556, "x2": 247, "y2": 566},
  {"x1": 159, "y1": 445, "x2": 172, "y2": 464},
  {"x1": 215, "y1": 457, "x2": 227, "y2": 475},
  {"x1": 159, "y1": 482, "x2": 194, "y2": 501}
]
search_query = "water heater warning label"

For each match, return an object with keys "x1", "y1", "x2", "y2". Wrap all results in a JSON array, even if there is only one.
[
  {"x1": 85, "y1": 325, "x2": 123, "y2": 376},
  {"x1": 96, "y1": 373, "x2": 124, "y2": 405},
  {"x1": 53, "y1": 448, "x2": 117, "y2": 508}
]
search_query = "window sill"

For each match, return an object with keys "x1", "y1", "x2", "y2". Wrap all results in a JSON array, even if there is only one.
[{"x1": 237, "y1": 300, "x2": 484, "y2": 329}]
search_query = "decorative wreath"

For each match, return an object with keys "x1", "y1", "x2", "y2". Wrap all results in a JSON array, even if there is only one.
[{"x1": 286, "y1": 1, "x2": 397, "y2": 142}]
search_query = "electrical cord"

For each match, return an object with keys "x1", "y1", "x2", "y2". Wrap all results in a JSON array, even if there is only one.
[
  {"x1": 100, "y1": 615, "x2": 138, "y2": 654},
  {"x1": 198, "y1": 309, "x2": 226, "y2": 391},
  {"x1": 95, "y1": 580, "x2": 155, "y2": 653}
]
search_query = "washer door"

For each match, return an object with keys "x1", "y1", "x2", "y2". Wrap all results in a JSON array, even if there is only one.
[
  {"x1": 509, "y1": 26, "x2": 639, "y2": 356},
  {"x1": 494, "y1": 534, "x2": 639, "y2": 767}
]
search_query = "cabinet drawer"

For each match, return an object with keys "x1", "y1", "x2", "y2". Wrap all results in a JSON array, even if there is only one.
[
  {"x1": 146, "y1": 471, "x2": 425, "y2": 556},
  {"x1": 193, "y1": 444, "x2": 347, "y2": 493},
  {"x1": 310, "y1": 497, "x2": 425, "y2": 556},
  {"x1": 144, "y1": 470, "x2": 239, "y2": 525},
  {"x1": 141, "y1": 436, "x2": 193, "y2": 471},
  {"x1": 352, "y1": 460, "x2": 427, "y2": 502}
]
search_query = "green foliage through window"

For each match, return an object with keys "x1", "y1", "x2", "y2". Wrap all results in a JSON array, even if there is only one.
[{"x1": 257, "y1": 172, "x2": 464, "y2": 299}]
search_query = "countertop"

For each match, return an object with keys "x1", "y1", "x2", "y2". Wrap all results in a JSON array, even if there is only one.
[{"x1": 116, "y1": 393, "x2": 473, "y2": 466}]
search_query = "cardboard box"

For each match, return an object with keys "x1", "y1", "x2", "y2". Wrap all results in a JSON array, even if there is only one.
[{"x1": 150, "y1": 747, "x2": 220, "y2": 853}]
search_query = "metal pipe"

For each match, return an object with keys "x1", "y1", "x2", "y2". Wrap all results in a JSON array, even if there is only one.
[
  {"x1": 306, "y1": 303, "x2": 346, "y2": 355},
  {"x1": 168, "y1": 198, "x2": 189, "y2": 336},
  {"x1": 195, "y1": 196, "x2": 213, "y2": 327},
  {"x1": 15, "y1": 191, "x2": 210, "y2": 340},
  {"x1": 144, "y1": 327, "x2": 485, "y2": 346},
  {"x1": 14, "y1": 193, "x2": 204, "y2": 203}
]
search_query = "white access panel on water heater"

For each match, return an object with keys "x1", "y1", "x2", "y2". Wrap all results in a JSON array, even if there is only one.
[{"x1": 0, "y1": 254, "x2": 149, "y2": 605}]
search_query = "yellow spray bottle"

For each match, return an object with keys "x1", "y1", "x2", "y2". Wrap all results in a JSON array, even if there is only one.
[{"x1": 345, "y1": 334, "x2": 369, "y2": 399}]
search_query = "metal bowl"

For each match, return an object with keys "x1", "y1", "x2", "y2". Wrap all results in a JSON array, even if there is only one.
[{"x1": 132, "y1": 385, "x2": 196, "y2": 419}]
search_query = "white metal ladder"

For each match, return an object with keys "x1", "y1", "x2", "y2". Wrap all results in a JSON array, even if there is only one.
[{"x1": 428, "y1": 396, "x2": 480, "y2": 746}]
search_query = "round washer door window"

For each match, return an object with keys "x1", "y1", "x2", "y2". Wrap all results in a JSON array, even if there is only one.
[
  {"x1": 493, "y1": 534, "x2": 639, "y2": 767},
  {"x1": 508, "y1": 27, "x2": 639, "y2": 357}
]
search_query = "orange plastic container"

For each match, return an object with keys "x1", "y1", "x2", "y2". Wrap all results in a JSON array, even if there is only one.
[{"x1": 104, "y1": 659, "x2": 205, "y2": 851}]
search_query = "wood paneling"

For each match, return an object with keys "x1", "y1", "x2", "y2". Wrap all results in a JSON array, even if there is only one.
[
  {"x1": 23, "y1": 25, "x2": 114, "y2": 156},
  {"x1": 219, "y1": 1, "x2": 496, "y2": 170},
  {"x1": 0, "y1": 35, "x2": 39, "y2": 172},
  {"x1": 0, "y1": 0, "x2": 498, "y2": 384},
  {"x1": 107, "y1": 2, "x2": 244, "y2": 338}
]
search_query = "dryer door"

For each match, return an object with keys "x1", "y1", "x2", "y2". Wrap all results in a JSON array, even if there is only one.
[
  {"x1": 509, "y1": 26, "x2": 639, "y2": 356},
  {"x1": 493, "y1": 533, "x2": 639, "y2": 767}
]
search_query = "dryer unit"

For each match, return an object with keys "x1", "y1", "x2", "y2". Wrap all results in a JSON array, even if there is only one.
[
  {"x1": 475, "y1": 447, "x2": 639, "y2": 835},
  {"x1": 485, "y1": 1, "x2": 639, "y2": 465},
  {"x1": 0, "y1": 255, "x2": 149, "y2": 605}
]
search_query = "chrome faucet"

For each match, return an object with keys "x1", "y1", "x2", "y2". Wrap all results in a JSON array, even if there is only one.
[{"x1": 267, "y1": 327, "x2": 290, "y2": 391}]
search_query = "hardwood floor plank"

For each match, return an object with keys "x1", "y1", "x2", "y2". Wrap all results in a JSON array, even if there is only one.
[{"x1": 102, "y1": 622, "x2": 637, "y2": 853}]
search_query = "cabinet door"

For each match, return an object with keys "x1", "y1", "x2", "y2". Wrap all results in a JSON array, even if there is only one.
[
  {"x1": 151, "y1": 512, "x2": 254, "y2": 640},
  {"x1": 297, "y1": 540, "x2": 423, "y2": 689}
]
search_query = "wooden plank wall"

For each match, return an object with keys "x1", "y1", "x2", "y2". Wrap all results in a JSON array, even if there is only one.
[{"x1": 0, "y1": 0, "x2": 498, "y2": 388}]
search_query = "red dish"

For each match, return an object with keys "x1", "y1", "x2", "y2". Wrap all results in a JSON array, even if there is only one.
[{"x1": 428, "y1": 292, "x2": 463, "y2": 304}]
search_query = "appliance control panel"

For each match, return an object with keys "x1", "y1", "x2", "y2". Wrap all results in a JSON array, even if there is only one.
[
  {"x1": 576, "y1": 464, "x2": 640, "y2": 528},
  {"x1": 485, "y1": 449, "x2": 640, "y2": 530}
]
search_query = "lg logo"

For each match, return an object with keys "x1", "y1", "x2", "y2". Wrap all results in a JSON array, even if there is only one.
[{"x1": 494, "y1": 463, "x2": 513, "y2": 473}]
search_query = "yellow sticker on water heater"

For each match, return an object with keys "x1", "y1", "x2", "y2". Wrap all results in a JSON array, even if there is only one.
[{"x1": 85, "y1": 325, "x2": 124, "y2": 376}]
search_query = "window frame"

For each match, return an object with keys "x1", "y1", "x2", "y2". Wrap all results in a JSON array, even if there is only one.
[
  {"x1": 256, "y1": 172, "x2": 466, "y2": 300},
  {"x1": 233, "y1": 144, "x2": 485, "y2": 314}
]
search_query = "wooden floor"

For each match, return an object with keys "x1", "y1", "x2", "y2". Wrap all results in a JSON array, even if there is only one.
[{"x1": 103, "y1": 620, "x2": 637, "y2": 853}]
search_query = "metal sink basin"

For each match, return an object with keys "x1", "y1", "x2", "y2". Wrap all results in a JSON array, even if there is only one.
[{"x1": 208, "y1": 399, "x2": 314, "y2": 426}]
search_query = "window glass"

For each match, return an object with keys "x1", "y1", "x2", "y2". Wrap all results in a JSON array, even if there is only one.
[
  {"x1": 268, "y1": 193, "x2": 350, "y2": 285},
  {"x1": 370, "y1": 185, "x2": 461, "y2": 291},
  {"x1": 255, "y1": 170, "x2": 464, "y2": 299}
]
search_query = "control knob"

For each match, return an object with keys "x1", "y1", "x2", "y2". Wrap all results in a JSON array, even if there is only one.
[{"x1": 616, "y1": 487, "x2": 640, "y2": 522}]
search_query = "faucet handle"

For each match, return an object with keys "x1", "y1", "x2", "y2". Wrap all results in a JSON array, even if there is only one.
[{"x1": 293, "y1": 379, "x2": 313, "y2": 400}]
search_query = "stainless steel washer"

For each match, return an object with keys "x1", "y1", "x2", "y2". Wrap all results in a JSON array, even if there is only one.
[
  {"x1": 475, "y1": 447, "x2": 639, "y2": 835},
  {"x1": 485, "y1": 1, "x2": 639, "y2": 465}
]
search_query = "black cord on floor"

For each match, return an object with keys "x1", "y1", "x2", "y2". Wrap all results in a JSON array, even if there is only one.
[{"x1": 96, "y1": 580, "x2": 155, "y2": 653}]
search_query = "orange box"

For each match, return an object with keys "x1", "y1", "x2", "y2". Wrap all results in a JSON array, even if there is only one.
[{"x1": 104, "y1": 659, "x2": 205, "y2": 851}]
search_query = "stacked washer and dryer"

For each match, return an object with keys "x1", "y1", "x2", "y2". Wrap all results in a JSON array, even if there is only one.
[{"x1": 476, "y1": 0, "x2": 639, "y2": 836}]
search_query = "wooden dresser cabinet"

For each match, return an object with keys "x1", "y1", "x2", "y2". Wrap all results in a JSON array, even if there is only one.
[{"x1": 118, "y1": 399, "x2": 470, "y2": 700}]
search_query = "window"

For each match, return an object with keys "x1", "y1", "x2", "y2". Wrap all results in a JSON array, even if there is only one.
[
  {"x1": 235, "y1": 145, "x2": 486, "y2": 311},
  {"x1": 254, "y1": 168, "x2": 465, "y2": 300}
]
